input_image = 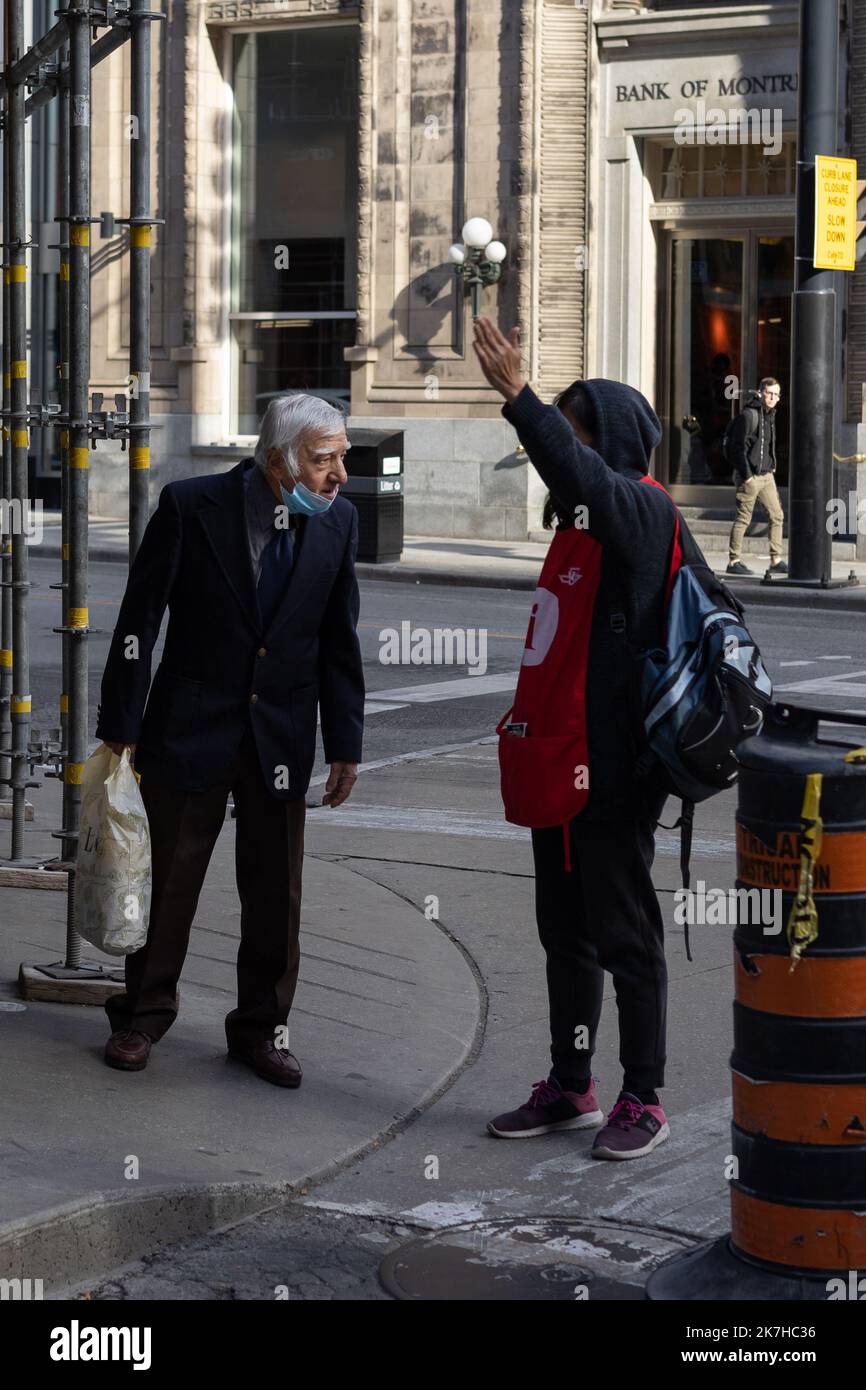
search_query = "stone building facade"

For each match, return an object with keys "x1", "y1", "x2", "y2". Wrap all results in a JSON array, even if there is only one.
[{"x1": 48, "y1": 1, "x2": 866, "y2": 541}]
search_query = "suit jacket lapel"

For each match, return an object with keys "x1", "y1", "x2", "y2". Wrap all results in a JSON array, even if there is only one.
[
  {"x1": 196, "y1": 460, "x2": 261, "y2": 634},
  {"x1": 264, "y1": 505, "x2": 342, "y2": 642}
]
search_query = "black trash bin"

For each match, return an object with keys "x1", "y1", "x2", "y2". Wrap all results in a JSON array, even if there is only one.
[{"x1": 342, "y1": 428, "x2": 404, "y2": 563}]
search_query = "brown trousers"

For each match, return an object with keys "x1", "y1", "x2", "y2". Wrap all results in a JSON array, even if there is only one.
[{"x1": 105, "y1": 723, "x2": 306, "y2": 1049}]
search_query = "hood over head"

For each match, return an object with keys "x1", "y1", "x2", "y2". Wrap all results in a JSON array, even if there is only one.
[{"x1": 568, "y1": 378, "x2": 662, "y2": 476}]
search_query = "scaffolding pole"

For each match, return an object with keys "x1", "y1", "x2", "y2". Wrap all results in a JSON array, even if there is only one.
[
  {"x1": 6, "y1": 0, "x2": 34, "y2": 862},
  {"x1": 0, "y1": 2, "x2": 162, "y2": 996},
  {"x1": 0, "y1": 29, "x2": 12, "y2": 813},
  {"x1": 128, "y1": 0, "x2": 151, "y2": 561},
  {"x1": 57, "y1": 3, "x2": 72, "y2": 881},
  {"x1": 58, "y1": 0, "x2": 93, "y2": 965}
]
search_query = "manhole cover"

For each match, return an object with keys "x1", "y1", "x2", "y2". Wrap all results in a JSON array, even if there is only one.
[{"x1": 379, "y1": 1217, "x2": 696, "y2": 1301}]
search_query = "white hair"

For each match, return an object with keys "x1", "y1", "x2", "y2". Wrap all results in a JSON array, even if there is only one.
[{"x1": 254, "y1": 393, "x2": 348, "y2": 477}]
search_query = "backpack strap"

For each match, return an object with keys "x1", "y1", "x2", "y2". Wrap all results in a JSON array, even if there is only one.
[
  {"x1": 640, "y1": 475, "x2": 683, "y2": 609},
  {"x1": 676, "y1": 799, "x2": 695, "y2": 963},
  {"x1": 656, "y1": 798, "x2": 695, "y2": 962}
]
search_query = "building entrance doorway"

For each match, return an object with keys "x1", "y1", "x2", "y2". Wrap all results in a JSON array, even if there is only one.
[{"x1": 661, "y1": 229, "x2": 794, "y2": 494}]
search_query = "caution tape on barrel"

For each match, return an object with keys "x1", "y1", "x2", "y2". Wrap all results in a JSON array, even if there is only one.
[{"x1": 786, "y1": 773, "x2": 823, "y2": 971}]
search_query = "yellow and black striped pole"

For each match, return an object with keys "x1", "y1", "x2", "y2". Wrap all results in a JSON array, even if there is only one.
[{"x1": 5, "y1": 0, "x2": 32, "y2": 861}]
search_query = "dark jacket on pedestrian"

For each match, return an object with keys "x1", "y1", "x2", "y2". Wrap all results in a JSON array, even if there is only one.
[
  {"x1": 728, "y1": 391, "x2": 777, "y2": 478},
  {"x1": 502, "y1": 381, "x2": 677, "y2": 823},
  {"x1": 95, "y1": 458, "x2": 365, "y2": 798}
]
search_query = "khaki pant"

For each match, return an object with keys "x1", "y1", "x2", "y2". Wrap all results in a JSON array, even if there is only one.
[{"x1": 729, "y1": 472, "x2": 785, "y2": 563}]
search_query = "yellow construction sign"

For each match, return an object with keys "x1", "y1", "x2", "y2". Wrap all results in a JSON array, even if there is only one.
[{"x1": 813, "y1": 155, "x2": 858, "y2": 271}]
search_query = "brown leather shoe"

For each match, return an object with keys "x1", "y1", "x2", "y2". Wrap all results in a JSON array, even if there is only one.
[
  {"x1": 227, "y1": 1040, "x2": 302, "y2": 1088},
  {"x1": 105, "y1": 1029, "x2": 153, "y2": 1071}
]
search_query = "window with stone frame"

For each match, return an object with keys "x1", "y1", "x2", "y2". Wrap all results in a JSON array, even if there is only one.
[{"x1": 656, "y1": 136, "x2": 796, "y2": 200}]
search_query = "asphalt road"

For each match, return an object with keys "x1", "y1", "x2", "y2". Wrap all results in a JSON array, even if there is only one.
[{"x1": 23, "y1": 554, "x2": 866, "y2": 761}]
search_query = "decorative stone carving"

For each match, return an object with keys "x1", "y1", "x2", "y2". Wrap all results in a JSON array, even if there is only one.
[
  {"x1": 205, "y1": 0, "x2": 357, "y2": 18},
  {"x1": 183, "y1": 4, "x2": 199, "y2": 346},
  {"x1": 649, "y1": 197, "x2": 795, "y2": 220},
  {"x1": 354, "y1": 0, "x2": 374, "y2": 351}
]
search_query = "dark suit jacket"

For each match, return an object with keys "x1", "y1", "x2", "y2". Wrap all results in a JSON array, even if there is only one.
[{"x1": 95, "y1": 458, "x2": 365, "y2": 798}]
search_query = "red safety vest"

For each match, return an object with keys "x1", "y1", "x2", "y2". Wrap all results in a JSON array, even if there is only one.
[{"x1": 497, "y1": 475, "x2": 681, "y2": 864}]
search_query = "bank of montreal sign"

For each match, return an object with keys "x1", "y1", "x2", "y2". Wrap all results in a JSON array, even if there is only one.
[{"x1": 604, "y1": 52, "x2": 799, "y2": 138}]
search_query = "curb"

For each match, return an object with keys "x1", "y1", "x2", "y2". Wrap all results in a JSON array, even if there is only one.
[
  {"x1": 33, "y1": 542, "x2": 866, "y2": 609},
  {"x1": 0, "y1": 1182, "x2": 293, "y2": 1298},
  {"x1": 727, "y1": 579, "x2": 866, "y2": 613},
  {"x1": 0, "y1": 885, "x2": 487, "y2": 1298}
]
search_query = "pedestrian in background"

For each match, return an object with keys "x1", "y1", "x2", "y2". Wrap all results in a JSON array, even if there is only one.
[
  {"x1": 473, "y1": 315, "x2": 676, "y2": 1161},
  {"x1": 726, "y1": 377, "x2": 788, "y2": 577}
]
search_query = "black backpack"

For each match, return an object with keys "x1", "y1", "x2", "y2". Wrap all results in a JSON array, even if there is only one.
[
  {"x1": 721, "y1": 393, "x2": 760, "y2": 470},
  {"x1": 613, "y1": 499, "x2": 773, "y2": 959}
]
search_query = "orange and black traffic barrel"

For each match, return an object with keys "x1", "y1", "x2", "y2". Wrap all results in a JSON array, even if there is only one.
[{"x1": 649, "y1": 702, "x2": 866, "y2": 1300}]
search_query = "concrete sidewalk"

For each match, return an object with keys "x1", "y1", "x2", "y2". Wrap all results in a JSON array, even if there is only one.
[
  {"x1": 33, "y1": 513, "x2": 866, "y2": 609},
  {"x1": 79, "y1": 739, "x2": 741, "y2": 1301},
  {"x1": 0, "y1": 772, "x2": 480, "y2": 1291}
]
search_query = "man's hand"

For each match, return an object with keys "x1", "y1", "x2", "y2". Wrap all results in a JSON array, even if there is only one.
[
  {"x1": 472, "y1": 317, "x2": 526, "y2": 403},
  {"x1": 103, "y1": 741, "x2": 136, "y2": 759},
  {"x1": 322, "y1": 761, "x2": 358, "y2": 809}
]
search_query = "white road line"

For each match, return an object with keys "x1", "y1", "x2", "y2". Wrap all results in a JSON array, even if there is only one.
[
  {"x1": 306, "y1": 802, "x2": 735, "y2": 858},
  {"x1": 819, "y1": 655, "x2": 853, "y2": 661},
  {"x1": 359, "y1": 671, "x2": 520, "y2": 718},
  {"x1": 776, "y1": 668, "x2": 866, "y2": 696},
  {"x1": 307, "y1": 736, "x2": 498, "y2": 787},
  {"x1": 778, "y1": 660, "x2": 814, "y2": 668},
  {"x1": 368, "y1": 673, "x2": 517, "y2": 704}
]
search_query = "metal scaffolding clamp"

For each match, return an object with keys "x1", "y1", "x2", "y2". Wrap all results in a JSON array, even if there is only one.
[{"x1": 89, "y1": 390, "x2": 131, "y2": 446}]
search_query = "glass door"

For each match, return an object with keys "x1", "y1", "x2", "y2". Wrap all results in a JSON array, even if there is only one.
[
  {"x1": 667, "y1": 236, "x2": 744, "y2": 486},
  {"x1": 754, "y1": 234, "x2": 793, "y2": 486},
  {"x1": 662, "y1": 230, "x2": 794, "y2": 491}
]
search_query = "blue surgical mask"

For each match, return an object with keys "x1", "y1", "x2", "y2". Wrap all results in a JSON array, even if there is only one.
[{"x1": 279, "y1": 478, "x2": 336, "y2": 516}]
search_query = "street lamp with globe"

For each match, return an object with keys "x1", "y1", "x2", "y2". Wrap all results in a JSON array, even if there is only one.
[{"x1": 447, "y1": 217, "x2": 507, "y2": 318}]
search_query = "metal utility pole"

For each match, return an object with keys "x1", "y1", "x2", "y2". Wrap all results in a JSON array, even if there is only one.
[{"x1": 786, "y1": 0, "x2": 846, "y2": 587}]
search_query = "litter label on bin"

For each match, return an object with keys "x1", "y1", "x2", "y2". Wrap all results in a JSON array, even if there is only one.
[
  {"x1": 382, "y1": 455, "x2": 402, "y2": 475},
  {"x1": 736, "y1": 822, "x2": 866, "y2": 894}
]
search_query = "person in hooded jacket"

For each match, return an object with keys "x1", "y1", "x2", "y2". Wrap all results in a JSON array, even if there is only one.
[
  {"x1": 726, "y1": 377, "x2": 787, "y2": 577},
  {"x1": 473, "y1": 316, "x2": 677, "y2": 1160}
]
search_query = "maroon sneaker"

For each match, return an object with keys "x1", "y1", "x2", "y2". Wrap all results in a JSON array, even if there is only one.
[
  {"x1": 591, "y1": 1092, "x2": 669, "y2": 1160},
  {"x1": 487, "y1": 1077, "x2": 603, "y2": 1139}
]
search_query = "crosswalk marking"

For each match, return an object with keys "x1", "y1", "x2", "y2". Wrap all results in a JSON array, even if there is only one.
[
  {"x1": 306, "y1": 802, "x2": 735, "y2": 858},
  {"x1": 368, "y1": 673, "x2": 516, "y2": 704},
  {"x1": 365, "y1": 672, "x2": 517, "y2": 717},
  {"x1": 776, "y1": 668, "x2": 866, "y2": 698}
]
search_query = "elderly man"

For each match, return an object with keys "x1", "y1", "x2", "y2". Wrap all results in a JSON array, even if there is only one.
[{"x1": 94, "y1": 393, "x2": 364, "y2": 1086}]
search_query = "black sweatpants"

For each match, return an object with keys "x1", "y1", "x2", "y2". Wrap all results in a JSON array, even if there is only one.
[{"x1": 531, "y1": 805, "x2": 667, "y2": 1096}]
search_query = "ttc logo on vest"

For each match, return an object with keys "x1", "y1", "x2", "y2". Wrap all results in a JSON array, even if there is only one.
[{"x1": 522, "y1": 587, "x2": 559, "y2": 667}]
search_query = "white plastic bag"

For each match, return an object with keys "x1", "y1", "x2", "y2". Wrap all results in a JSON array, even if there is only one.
[{"x1": 74, "y1": 745, "x2": 152, "y2": 956}]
